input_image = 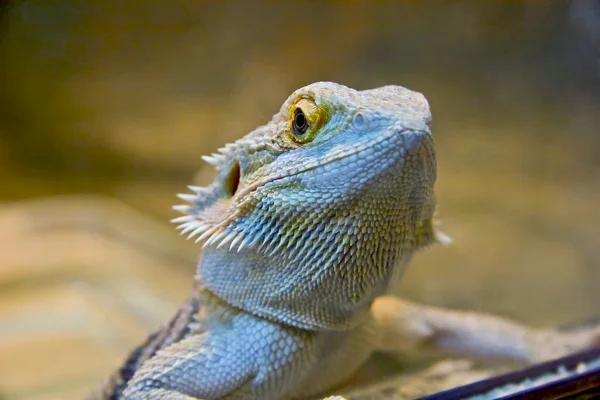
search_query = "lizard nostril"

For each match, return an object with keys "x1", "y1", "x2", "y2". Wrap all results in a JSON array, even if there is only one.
[{"x1": 225, "y1": 160, "x2": 241, "y2": 197}]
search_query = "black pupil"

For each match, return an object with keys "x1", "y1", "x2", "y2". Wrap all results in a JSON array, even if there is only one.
[{"x1": 294, "y1": 109, "x2": 308, "y2": 134}]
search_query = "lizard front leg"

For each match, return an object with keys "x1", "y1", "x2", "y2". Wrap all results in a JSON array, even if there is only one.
[
  {"x1": 121, "y1": 309, "x2": 371, "y2": 400},
  {"x1": 121, "y1": 307, "x2": 380, "y2": 400},
  {"x1": 122, "y1": 331, "x2": 255, "y2": 399},
  {"x1": 372, "y1": 296, "x2": 600, "y2": 364}
]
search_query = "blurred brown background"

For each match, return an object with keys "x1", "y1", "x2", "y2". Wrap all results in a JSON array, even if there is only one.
[{"x1": 1, "y1": 1, "x2": 599, "y2": 399}]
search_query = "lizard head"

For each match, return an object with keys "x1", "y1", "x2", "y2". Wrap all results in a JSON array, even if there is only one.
[{"x1": 173, "y1": 82, "x2": 447, "y2": 329}]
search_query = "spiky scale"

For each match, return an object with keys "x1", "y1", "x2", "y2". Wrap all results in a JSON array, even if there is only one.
[
  {"x1": 171, "y1": 215, "x2": 194, "y2": 224},
  {"x1": 216, "y1": 230, "x2": 239, "y2": 249},
  {"x1": 177, "y1": 193, "x2": 198, "y2": 203},
  {"x1": 201, "y1": 154, "x2": 222, "y2": 166},
  {"x1": 187, "y1": 185, "x2": 204, "y2": 193},
  {"x1": 186, "y1": 223, "x2": 210, "y2": 239},
  {"x1": 173, "y1": 204, "x2": 191, "y2": 214},
  {"x1": 203, "y1": 228, "x2": 230, "y2": 248},
  {"x1": 195, "y1": 226, "x2": 221, "y2": 244},
  {"x1": 234, "y1": 234, "x2": 249, "y2": 252}
]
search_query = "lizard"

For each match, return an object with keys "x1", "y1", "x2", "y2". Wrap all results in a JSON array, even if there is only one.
[{"x1": 87, "y1": 82, "x2": 600, "y2": 400}]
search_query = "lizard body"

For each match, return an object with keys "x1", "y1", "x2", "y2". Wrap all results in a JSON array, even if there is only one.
[{"x1": 88, "y1": 82, "x2": 599, "y2": 400}]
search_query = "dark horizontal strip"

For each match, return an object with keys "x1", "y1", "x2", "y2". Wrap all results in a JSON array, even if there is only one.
[{"x1": 417, "y1": 347, "x2": 600, "y2": 400}]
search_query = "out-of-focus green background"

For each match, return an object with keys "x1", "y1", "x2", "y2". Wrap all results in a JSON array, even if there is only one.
[{"x1": 1, "y1": 1, "x2": 599, "y2": 399}]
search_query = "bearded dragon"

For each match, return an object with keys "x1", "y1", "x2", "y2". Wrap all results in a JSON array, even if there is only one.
[{"x1": 87, "y1": 82, "x2": 600, "y2": 400}]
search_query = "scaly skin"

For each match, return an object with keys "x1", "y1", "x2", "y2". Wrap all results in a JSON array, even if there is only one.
[{"x1": 87, "y1": 82, "x2": 600, "y2": 400}]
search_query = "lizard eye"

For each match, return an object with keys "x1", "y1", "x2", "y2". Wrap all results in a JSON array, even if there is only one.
[
  {"x1": 288, "y1": 98, "x2": 326, "y2": 143},
  {"x1": 293, "y1": 108, "x2": 308, "y2": 135}
]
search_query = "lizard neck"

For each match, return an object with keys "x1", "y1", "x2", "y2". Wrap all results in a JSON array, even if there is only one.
[{"x1": 196, "y1": 243, "x2": 415, "y2": 331}]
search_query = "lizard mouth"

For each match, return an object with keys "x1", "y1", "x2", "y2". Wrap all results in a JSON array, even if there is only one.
[{"x1": 234, "y1": 127, "x2": 430, "y2": 202}]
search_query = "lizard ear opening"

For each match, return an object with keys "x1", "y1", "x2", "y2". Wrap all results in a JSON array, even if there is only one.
[
  {"x1": 224, "y1": 160, "x2": 241, "y2": 198},
  {"x1": 171, "y1": 185, "x2": 236, "y2": 245},
  {"x1": 171, "y1": 158, "x2": 244, "y2": 247}
]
